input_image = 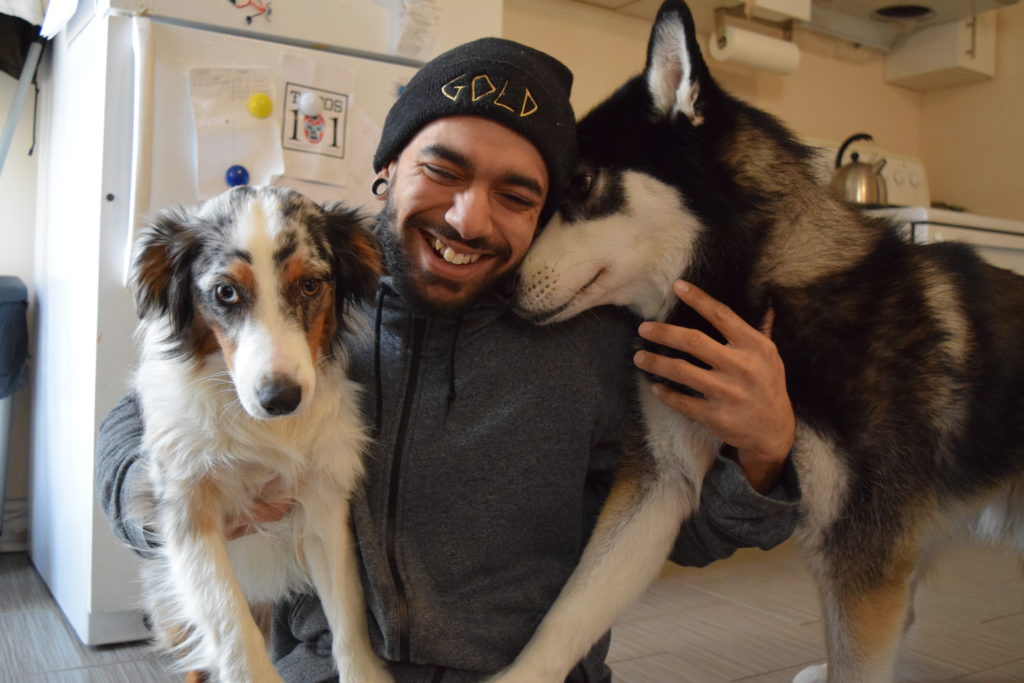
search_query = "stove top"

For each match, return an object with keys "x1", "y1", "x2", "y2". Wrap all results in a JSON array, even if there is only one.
[{"x1": 868, "y1": 205, "x2": 1024, "y2": 235}]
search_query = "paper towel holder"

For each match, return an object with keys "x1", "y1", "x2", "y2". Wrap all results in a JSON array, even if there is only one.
[
  {"x1": 710, "y1": 3, "x2": 802, "y2": 74},
  {"x1": 714, "y1": 4, "x2": 796, "y2": 49}
]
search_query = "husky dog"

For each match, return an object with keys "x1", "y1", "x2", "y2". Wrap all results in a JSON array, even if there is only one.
[
  {"x1": 496, "y1": 1, "x2": 1024, "y2": 681},
  {"x1": 130, "y1": 186, "x2": 389, "y2": 682}
]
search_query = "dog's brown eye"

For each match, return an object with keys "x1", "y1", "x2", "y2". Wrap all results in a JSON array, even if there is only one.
[
  {"x1": 301, "y1": 278, "x2": 322, "y2": 297},
  {"x1": 568, "y1": 173, "x2": 594, "y2": 202},
  {"x1": 215, "y1": 284, "x2": 239, "y2": 305}
]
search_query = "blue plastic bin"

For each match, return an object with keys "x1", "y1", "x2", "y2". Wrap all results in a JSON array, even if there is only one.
[{"x1": 0, "y1": 275, "x2": 28, "y2": 535}]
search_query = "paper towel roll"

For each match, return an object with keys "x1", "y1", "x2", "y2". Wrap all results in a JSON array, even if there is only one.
[{"x1": 709, "y1": 26, "x2": 801, "y2": 75}]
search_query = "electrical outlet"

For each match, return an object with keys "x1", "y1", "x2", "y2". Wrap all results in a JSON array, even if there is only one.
[{"x1": 0, "y1": 499, "x2": 29, "y2": 552}]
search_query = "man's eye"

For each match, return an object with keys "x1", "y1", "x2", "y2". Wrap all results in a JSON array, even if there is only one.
[
  {"x1": 215, "y1": 284, "x2": 240, "y2": 305},
  {"x1": 424, "y1": 164, "x2": 458, "y2": 181},
  {"x1": 301, "y1": 278, "x2": 323, "y2": 297},
  {"x1": 501, "y1": 192, "x2": 535, "y2": 209}
]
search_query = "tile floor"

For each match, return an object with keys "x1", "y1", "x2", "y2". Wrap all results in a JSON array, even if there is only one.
[
  {"x1": 1, "y1": 539, "x2": 1021, "y2": 682},
  {"x1": 608, "y1": 540, "x2": 1023, "y2": 682}
]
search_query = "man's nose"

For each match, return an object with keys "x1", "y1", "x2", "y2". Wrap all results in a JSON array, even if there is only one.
[{"x1": 445, "y1": 184, "x2": 493, "y2": 241}]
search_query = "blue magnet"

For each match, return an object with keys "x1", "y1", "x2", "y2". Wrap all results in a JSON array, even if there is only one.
[{"x1": 225, "y1": 164, "x2": 250, "y2": 187}]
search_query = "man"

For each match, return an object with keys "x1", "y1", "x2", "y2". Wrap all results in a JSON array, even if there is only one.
[{"x1": 98, "y1": 38, "x2": 798, "y2": 682}]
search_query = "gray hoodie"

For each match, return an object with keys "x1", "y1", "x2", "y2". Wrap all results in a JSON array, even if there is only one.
[{"x1": 96, "y1": 280, "x2": 799, "y2": 683}]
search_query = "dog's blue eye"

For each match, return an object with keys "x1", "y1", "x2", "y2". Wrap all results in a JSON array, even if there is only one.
[{"x1": 215, "y1": 285, "x2": 240, "y2": 304}]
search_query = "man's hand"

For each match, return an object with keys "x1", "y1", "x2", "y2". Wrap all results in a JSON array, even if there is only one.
[
  {"x1": 225, "y1": 477, "x2": 294, "y2": 540},
  {"x1": 632, "y1": 280, "x2": 795, "y2": 494}
]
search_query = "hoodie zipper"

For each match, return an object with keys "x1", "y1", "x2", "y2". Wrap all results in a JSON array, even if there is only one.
[{"x1": 386, "y1": 316, "x2": 425, "y2": 661}]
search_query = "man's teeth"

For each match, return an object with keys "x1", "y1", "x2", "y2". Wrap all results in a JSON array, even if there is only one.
[{"x1": 433, "y1": 238, "x2": 481, "y2": 265}]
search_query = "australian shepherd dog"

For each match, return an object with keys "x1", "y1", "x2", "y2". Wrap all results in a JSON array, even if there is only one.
[
  {"x1": 129, "y1": 185, "x2": 390, "y2": 683},
  {"x1": 492, "y1": 1, "x2": 1024, "y2": 682}
]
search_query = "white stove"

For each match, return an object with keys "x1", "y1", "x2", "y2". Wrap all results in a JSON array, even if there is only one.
[
  {"x1": 807, "y1": 139, "x2": 1024, "y2": 276},
  {"x1": 872, "y1": 206, "x2": 1024, "y2": 276}
]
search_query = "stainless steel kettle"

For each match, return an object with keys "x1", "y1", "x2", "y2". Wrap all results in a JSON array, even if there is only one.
[{"x1": 831, "y1": 133, "x2": 888, "y2": 205}]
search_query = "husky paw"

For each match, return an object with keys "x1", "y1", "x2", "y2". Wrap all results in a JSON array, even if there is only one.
[
  {"x1": 223, "y1": 661, "x2": 284, "y2": 683},
  {"x1": 484, "y1": 674, "x2": 528, "y2": 683},
  {"x1": 793, "y1": 663, "x2": 827, "y2": 683},
  {"x1": 337, "y1": 657, "x2": 392, "y2": 683},
  {"x1": 234, "y1": 669, "x2": 284, "y2": 683},
  {"x1": 485, "y1": 668, "x2": 554, "y2": 683}
]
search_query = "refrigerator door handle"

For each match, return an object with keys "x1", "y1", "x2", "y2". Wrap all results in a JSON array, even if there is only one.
[{"x1": 123, "y1": 15, "x2": 154, "y2": 286}]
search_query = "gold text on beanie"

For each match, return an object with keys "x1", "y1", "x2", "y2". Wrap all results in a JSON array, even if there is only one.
[{"x1": 441, "y1": 74, "x2": 539, "y2": 118}]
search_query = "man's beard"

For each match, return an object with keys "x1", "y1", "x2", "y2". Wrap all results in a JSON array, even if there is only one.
[{"x1": 375, "y1": 196, "x2": 515, "y2": 318}]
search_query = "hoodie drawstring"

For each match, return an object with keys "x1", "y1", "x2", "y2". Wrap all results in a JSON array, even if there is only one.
[
  {"x1": 373, "y1": 287, "x2": 385, "y2": 438},
  {"x1": 374, "y1": 286, "x2": 464, "y2": 424},
  {"x1": 445, "y1": 315, "x2": 463, "y2": 412}
]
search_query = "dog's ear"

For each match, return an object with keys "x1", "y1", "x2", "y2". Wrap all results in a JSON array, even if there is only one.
[
  {"x1": 644, "y1": 0, "x2": 709, "y2": 126},
  {"x1": 130, "y1": 207, "x2": 200, "y2": 335},
  {"x1": 320, "y1": 202, "x2": 382, "y2": 309}
]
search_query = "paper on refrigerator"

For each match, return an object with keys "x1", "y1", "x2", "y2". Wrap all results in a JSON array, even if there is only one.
[
  {"x1": 188, "y1": 58, "x2": 383, "y2": 198},
  {"x1": 188, "y1": 68, "x2": 284, "y2": 198},
  {"x1": 372, "y1": 0, "x2": 442, "y2": 62},
  {"x1": 278, "y1": 55, "x2": 379, "y2": 192},
  {"x1": 393, "y1": 0, "x2": 442, "y2": 62}
]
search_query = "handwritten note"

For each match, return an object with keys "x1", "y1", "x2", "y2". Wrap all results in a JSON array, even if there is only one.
[
  {"x1": 188, "y1": 68, "x2": 284, "y2": 197},
  {"x1": 392, "y1": 0, "x2": 442, "y2": 61}
]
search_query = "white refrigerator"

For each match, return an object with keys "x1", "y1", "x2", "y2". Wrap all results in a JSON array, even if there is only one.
[{"x1": 31, "y1": 0, "x2": 503, "y2": 646}]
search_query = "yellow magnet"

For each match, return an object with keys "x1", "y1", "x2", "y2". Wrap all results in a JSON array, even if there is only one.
[{"x1": 247, "y1": 92, "x2": 273, "y2": 118}]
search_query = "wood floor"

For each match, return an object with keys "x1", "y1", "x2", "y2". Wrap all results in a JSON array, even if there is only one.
[{"x1": 1, "y1": 539, "x2": 1021, "y2": 682}]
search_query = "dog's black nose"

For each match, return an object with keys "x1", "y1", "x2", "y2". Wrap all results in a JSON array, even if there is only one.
[{"x1": 258, "y1": 377, "x2": 302, "y2": 416}]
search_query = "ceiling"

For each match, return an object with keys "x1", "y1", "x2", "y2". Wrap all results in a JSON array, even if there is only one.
[
  {"x1": 569, "y1": 0, "x2": 1021, "y2": 51},
  {"x1": 571, "y1": 0, "x2": 665, "y2": 21}
]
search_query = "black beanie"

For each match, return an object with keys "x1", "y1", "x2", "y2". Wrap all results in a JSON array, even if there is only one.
[{"x1": 373, "y1": 37, "x2": 576, "y2": 226}]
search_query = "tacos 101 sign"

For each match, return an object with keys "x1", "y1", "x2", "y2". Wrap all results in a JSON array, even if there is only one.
[{"x1": 283, "y1": 83, "x2": 348, "y2": 159}]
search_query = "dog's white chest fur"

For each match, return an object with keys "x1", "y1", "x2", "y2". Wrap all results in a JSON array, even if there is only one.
[{"x1": 136, "y1": 325, "x2": 366, "y2": 498}]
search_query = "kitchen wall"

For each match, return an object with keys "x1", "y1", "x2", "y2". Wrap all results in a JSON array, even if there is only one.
[
  {"x1": 503, "y1": 0, "x2": 923, "y2": 156},
  {"x1": 504, "y1": 0, "x2": 1023, "y2": 219},
  {"x1": 920, "y1": 1, "x2": 1024, "y2": 220},
  {"x1": 0, "y1": 71, "x2": 37, "y2": 505}
]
